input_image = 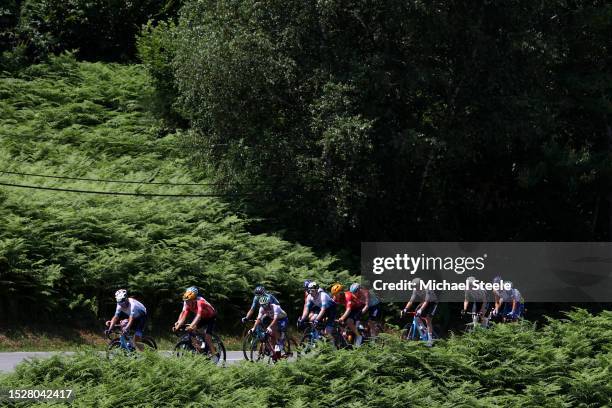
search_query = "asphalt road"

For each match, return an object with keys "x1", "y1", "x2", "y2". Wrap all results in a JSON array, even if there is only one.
[{"x1": 0, "y1": 351, "x2": 246, "y2": 373}]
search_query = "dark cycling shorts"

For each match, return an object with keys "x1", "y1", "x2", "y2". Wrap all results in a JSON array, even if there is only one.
[
  {"x1": 347, "y1": 308, "x2": 362, "y2": 323},
  {"x1": 310, "y1": 305, "x2": 321, "y2": 315},
  {"x1": 132, "y1": 315, "x2": 147, "y2": 337},
  {"x1": 277, "y1": 317, "x2": 289, "y2": 332},
  {"x1": 419, "y1": 302, "x2": 438, "y2": 318},
  {"x1": 195, "y1": 315, "x2": 216, "y2": 334},
  {"x1": 323, "y1": 304, "x2": 337, "y2": 329},
  {"x1": 501, "y1": 302, "x2": 524, "y2": 318},
  {"x1": 470, "y1": 302, "x2": 489, "y2": 315},
  {"x1": 366, "y1": 304, "x2": 383, "y2": 321}
]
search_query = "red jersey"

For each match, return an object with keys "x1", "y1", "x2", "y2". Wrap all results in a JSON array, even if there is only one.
[
  {"x1": 182, "y1": 296, "x2": 216, "y2": 319},
  {"x1": 334, "y1": 291, "x2": 364, "y2": 311}
]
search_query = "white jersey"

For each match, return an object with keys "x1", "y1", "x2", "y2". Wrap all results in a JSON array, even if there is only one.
[
  {"x1": 115, "y1": 298, "x2": 146, "y2": 318},
  {"x1": 465, "y1": 288, "x2": 487, "y2": 303},
  {"x1": 498, "y1": 288, "x2": 522, "y2": 303},
  {"x1": 409, "y1": 289, "x2": 438, "y2": 303},
  {"x1": 306, "y1": 288, "x2": 335, "y2": 309},
  {"x1": 257, "y1": 304, "x2": 287, "y2": 320}
]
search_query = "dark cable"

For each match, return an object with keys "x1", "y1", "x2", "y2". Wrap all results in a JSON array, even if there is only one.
[{"x1": 0, "y1": 181, "x2": 265, "y2": 198}]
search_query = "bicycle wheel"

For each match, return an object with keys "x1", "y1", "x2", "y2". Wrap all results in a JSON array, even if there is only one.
[
  {"x1": 400, "y1": 324, "x2": 414, "y2": 340},
  {"x1": 282, "y1": 336, "x2": 300, "y2": 359},
  {"x1": 106, "y1": 340, "x2": 129, "y2": 359},
  {"x1": 241, "y1": 330, "x2": 255, "y2": 361},
  {"x1": 250, "y1": 338, "x2": 272, "y2": 363},
  {"x1": 299, "y1": 328, "x2": 320, "y2": 354},
  {"x1": 174, "y1": 340, "x2": 196, "y2": 357},
  {"x1": 209, "y1": 334, "x2": 227, "y2": 364},
  {"x1": 140, "y1": 336, "x2": 158, "y2": 350}
]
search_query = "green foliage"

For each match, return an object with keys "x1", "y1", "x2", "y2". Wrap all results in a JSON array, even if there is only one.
[
  {"x1": 167, "y1": 0, "x2": 612, "y2": 245},
  {"x1": 2, "y1": 0, "x2": 185, "y2": 64},
  {"x1": 137, "y1": 20, "x2": 184, "y2": 127},
  {"x1": 1, "y1": 310, "x2": 611, "y2": 407},
  {"x1": 0, "y1": 57, "x2": 347, "y2": 324}
]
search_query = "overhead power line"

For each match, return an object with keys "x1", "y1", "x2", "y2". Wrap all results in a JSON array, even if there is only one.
[
  {"x1": 0, "y1": 169, "x2": 226, "y2": 186},
  {"x1": 0, "y1": 181, "x2": 265, "y2": 198}
]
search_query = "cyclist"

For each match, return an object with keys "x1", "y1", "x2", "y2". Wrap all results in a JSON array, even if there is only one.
[
  {"x1": 298, "y1": 281, "x2": 337, "y2": 336},
  {"x1": 173, "y1": 286, "x2": 217, "y2": 357},
  {"x1": 241, "y1": 285, "x2": 280, "y2": 323},
  {"x1": 300, "y1": 279, "x2": 319, "y2": 321},
  {"x1": 350, "y1": 282, "x2": 383, "y2": 337},
  {"x1": 463, "y1": 276, "x2": 489, "y2": 326},
  {"x1": 402, "y1": 277, "x2": 438, "y2": 346},
  {"x1": 331, "y1": 283, "x2": 364, "y2": 346},
  {"x1": 249, "y1": 295, "x2": 289, "y2": 360},
  {"x1": 492, "y1": 277, "x2": 524, "y2": 321},
  {"x1": 105, "y1": 289, "x2": 147, "y2": 351}
]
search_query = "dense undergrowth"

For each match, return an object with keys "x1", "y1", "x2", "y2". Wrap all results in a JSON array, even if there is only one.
[
  {"x1": 0, "y1": 55, "x2": 347, "y2": 325},
  {"x1": 0, "y1": 310, "x2": 610, "y2": 407}
]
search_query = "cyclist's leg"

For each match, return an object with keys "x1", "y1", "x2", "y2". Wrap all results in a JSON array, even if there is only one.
[
  {"x1": 199, "y1": 317, "x2": 217, "y2": 355},
  {"x1": 368, "y1": 304, "x2": 382, "y2": 336},
  {"x1": 323, "y1": 305, "x2": 337, "y2": 336},
  {"x1": 132, "y1": 315, "x2": 147, "y2": 351},
  {"x1": 422, "y1": 303, "x2": 438, "y2": 343}
]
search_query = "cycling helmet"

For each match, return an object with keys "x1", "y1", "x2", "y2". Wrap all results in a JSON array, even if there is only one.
[
  {"x1": 254, "y1": 285, "x2": 266, "y2": 296},
  {"x1": 466, "y1": 276, "x2": 476, "y2": 283},
  {"x1": 411, "y1": 277, "x2": 422, "y2": 286},
  {"x1": 492, "y1": 276, "x2": 502, "y2": 284},
  {"x1": 259, "y1": 295, "x2": 272, "y2": 306},
  {"x1": 303, "y1": 280, "x2": 312, "y2": 290},
  {"x1": 183, "y1": 286, "x2": 199, "y2": 301},
  {"x1": 307, "y1": 281, "x2": 319, "y2": 291},
  {"x1": 349, "y1": 283, "x2": 361, "y2": 294},
  {"x1": 115, "y1": 289, "x2": 128, "y2": 303},
  {"x1": 330, "y1": 283, "x2": 344, "y2": 296}
]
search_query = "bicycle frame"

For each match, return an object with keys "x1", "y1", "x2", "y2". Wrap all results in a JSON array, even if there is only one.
[{"x1": 402, "y1": 312, "x2": 432, "y2": 341}]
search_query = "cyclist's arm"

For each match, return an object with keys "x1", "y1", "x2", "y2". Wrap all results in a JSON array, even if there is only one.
[
  {"x1": 300, "y1": 301, "x2": 311, "y2": 321},
  {"x1": 418, "y1": 301, "x2": 428, "y2": 313},
  {"x1": 338, "y1": 306, "x2": 351, "y2": 322},
  {"x1": 404, "y1": 290, "x2": 417, "y2": 310},
  {"x1": 175, "y1": 309, "x2": 189, "y2": 328},
  {"x1": 315, "y1": 306, "x2": 327, "y2": 322},
  {"x1": 511, "y1": 299, "x2": 518, "y2": 314},
  {"x1": 107, "y1": 315, "x2": 119, "y2": 328},
  {"x1": 463, "y1": 299, "x2": 469, "y2": 312},
  {"x1": 362, "y1": 290, "x2": 370, "y2": 313},
  {"x1": 124, "y1": 315, "x2": 134, "y2": 331},
  {"x1": 245, "y1": 296, "x2": 258, "y2": 319},
  {"x1": 267, "y1": 315, "x2": 279, "y2": 331}
]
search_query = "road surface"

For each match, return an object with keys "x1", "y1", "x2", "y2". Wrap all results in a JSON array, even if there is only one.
[{"x1": 0, "y1": 351, "x2": 246, "y2": 373}]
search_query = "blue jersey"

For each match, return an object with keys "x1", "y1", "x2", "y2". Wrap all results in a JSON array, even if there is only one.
[{"x1": 251, "y1": 293, "x2": 280, "y2": 310}]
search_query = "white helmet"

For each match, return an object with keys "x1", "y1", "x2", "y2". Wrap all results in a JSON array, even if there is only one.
[
  {"x1": 307, "y1": 281, "x2": 319, "y2": 291},
  {"x1": 115, "y1": 289, "x2": 128, "y2": 303}
]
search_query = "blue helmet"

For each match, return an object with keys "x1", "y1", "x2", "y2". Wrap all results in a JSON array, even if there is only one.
[
  {"x1": 254, "y1": 285, "x2": 266, "y2": 296},
  {"x1": 303, "y1": 280, "x2": 311, "y2": 290},
  {"x1": 349, "y1": 283, "x2": 361, "y2": 294}
]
